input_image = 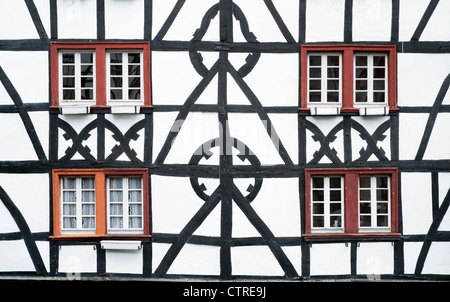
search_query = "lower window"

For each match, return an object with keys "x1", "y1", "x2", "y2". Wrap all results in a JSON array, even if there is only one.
[
  {"x1": 53, "y1": 169, "x2": 149, "y2": 237},
  {"x1": 305, "y1": 168, "x2": 398, "y2": 237}
]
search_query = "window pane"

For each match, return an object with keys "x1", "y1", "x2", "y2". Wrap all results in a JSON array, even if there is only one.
[
  {"x1": 376, "y1": 177, "x2": 388, "y2": 188},
  {"x1": 63, "y1": 89, "x2": 75, "y2": 100},
  {"x1": 329, "y1": 177, "x2": 341, "y2": 188},
  {"x1": 330, "y1": 203, "x2": 341, "y2": 214},
  {"x1": 360, "y1": 202, "x2": 371, "y2": 213},
  {"x1": 312, "y1": 177, "x2": 324, "y2": 188},
  {"x1": 327, "y1": 80, "x2": 339, "y2": 90},
  {"x1": 129, "y1": 77, "x2": 141, "y2": 88},
  {"x1": 128, "y1": 89, "x2": 141, "y2": 100},
  {"x1": 360, "y1": 190, "x2": 371, "y2": 201},
  {"x1": 110, "y1": 217, "x2": 123, "y2": 229},
  {"x1": 110, "y1": 53, "x2": 122, "y2": 63},
  {"x1": 355, "y1": 80, "x2": 367, "y2": 90},
  {"x1": 82, "y1": 204, "x2": 95, "y2": 215},
  {"x1": 377, "y1": 189, "x2": 389, "y2": 201},
  {"x1": 355, "y1": 92, "x2": 367, "y2": 102},
  {"x1": 110, "y1": 191, "x2": 123, "y2": 202},
  {"x1": 81, "y1": 77, "x2": 93, "y2": 88},
  {"x1": 330, "y1": 190, "x2": 341, "y2": 201},
  {"x1": 309, "y1": 55, "x2": 321, "y2": 66},
  {"x1": 377, "y1": 202, "x2": 388, "y2": 214},
  {"x1": 309, "y1": 92, "x2": 321, "y2": 102},
  {"x1": 313, "y1": 216, "x2": 324, "y2": 228},
  {"x1": 327, "y1": 56, "x2": 339, "y2": 66},
  {"x1": 360, "y1": 215, "x2": 371, "y2": 227},
  {"x1": 373, "y1": 80, "x2": 385, "y2": 90},
  {"x1": 128, "y1": 65, "x2": 140, "y2": 76},
  {"x1": 373, "y1": 56, "x2": 386, "y2": 66},
  {"x1": 377, "y1": 216, "x2": 388, "y2": 227},
  {"x1": 63, "y1": 77, "x2": 75, "y2": 88},
  {"x1": 62, "y1": 65, "x2": 75, "y2": 76},
  {"x1": 309, "y1": 80, "x2": 321, "y2": 90},
  {"x1": 110, "y1": 89, "x2": 123, "y2": 100},
  {"x1": 129, "y1": 217, "x2": 142, "y2": 228},
  {"x1": 355, "y1": 68, "x2": 367, "y2": 79},
  {"x1": 80, "y1": 64, "x2": 93, "y2": 76},
  {"x1": 128, "y1": 191, "x2": 142, "y2": 203},
  {"x1": 63, "y1": 204, "x2": 76, "y2": 215},
  {"x1": 373, "y1": 68, "x2": 385, "y2": 78},
  {"x1": 110, "y1": 65, "x2": 123, "y2": 75},
  {"x1": 355, "y1": 56, "x2": 367, "y2": 66},
  {"x1": 110, "y1": 204, "x2": 123, "y2": 215},
  {"x1": 81, "y1": 191, "x2": 95, "y2": 203},
  {"x1": 128, "y1": 177, "x2": 142, "y2": 189},
  {"x1": 327, "y1": 92, "x2": 339, "y2": 102},
  {"x1": 327, "y1": 68, "x2": 340, "y2": 78},
  {"x1": 82, "y1": 217, "x2": 95, "y2": 229},
  {"x1": 330, "y1": 216, "x2": 342, "y2": 227},
  {"x1": 359, "y1": 177, "x2": 371, "y2": 188},
  {"x1": 313, "y1": 190, "x2": 324, "y2": 201},
  {"x1": 63, "y1": 191, "x2": 76, "y2": 202},
  {"x1": 110, "y1": 77, "x2": 122, "y2": 88},
  {"x1": 80, "y1": 53, "x2": 93, "y2": 64},
  {"x1": 128, "y1": 53, "x2": 140, "y2": 63},
  {"x1": 309, "y1": 68, "x2": 321, "y2": 78},
  {"x1": 63, "y1": 217, "x2": 77, "y2": 229},
  {"x1": 81, "y1": 89, "x2": 93, "y2": 100},
  {"x1": 63, "y1": 178, "x2": 77, "y2": 189},
  {"x1": 373, "y1": 92, "x2": 385, "y2": 103},
  {"x1": 62, "y1": 53, "x2": 75, "y2": 63},
  {"x1": 313, "y1": 203, "x2": 324, "y2": 214}
]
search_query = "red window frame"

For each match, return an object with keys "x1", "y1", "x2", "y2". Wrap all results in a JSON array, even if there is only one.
[
  {"x1": 50, "y1": 42, "x2": 151, "y2": 110},
  {"x1": 51, "y1": 168, "x2": 150, "y2": 239},
  {"x1": 304, "y1": 168, "x2": 399, "y2": 238},
  {"x1": 300, "y1": 44, "x2": 397, "y2": 113}
]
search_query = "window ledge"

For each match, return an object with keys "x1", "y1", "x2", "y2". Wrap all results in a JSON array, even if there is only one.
[
  {"x1": 303, "y1": 233, "x2": 401, "y2": 241},
  {"x1": 100, "y1": 240, "x2": 142, "y2": 250},
  {"x1": 60, "y1": 105, "x2": 91, "y2": 115},
  {"x1": 358, "y1": 106, "x2": 389, "y2": 116},
  {"x1": 309, "y1": 106, "x2": 341, "y2": 115},
  {"x1": 110, "y1": 105, "x2": 141, "y2": 114}
]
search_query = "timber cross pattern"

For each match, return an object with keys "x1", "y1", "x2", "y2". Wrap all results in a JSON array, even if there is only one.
[{"x1": 0, "y1": 0, "x2": 449, "y2": 280}]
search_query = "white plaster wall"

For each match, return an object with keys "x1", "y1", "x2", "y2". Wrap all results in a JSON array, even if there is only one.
[
  {"x1": 58, "y1": 245, "x2": 97, "y2": 274},
  {"x1": 0, "y1": 0, "x2": 41, "y2": 39},
  {"x1": 231, "y1": 245, "x2": 284, "y2": 276},
  {"x1": 167, "y1": 243, "x2": 221, "y2": 276},
  {"x1": 397, "y1": 54, "x2": 450, "y2": 108},
  {"x1": 105, "y1": 249, "x2": 143, "y2": 274},
  {"x1": 423, "y1": 113, "x2": 450, "y2": 160},
  {"x1": 422, "y1": 242, "x2": 450, "y2": 274},
  {"x1": 398, "y1": 113, "x2": 428, "y2": 160},
  {"x1": 58, "y1": 0, "x2": 97, "y2": 39},
  {"x1": 0, "y1": 114, "x2": 40, "y2": 160},
  {"x1": 438, "y1": 173, "x2": 450, "y2": 231},
  {"x1": 352, "y1": 0, "x2": 391, "y2": 41},
  {"x1": 356, "y1": 242, "x2": 394, "y2": 277},
  {"x1": 0, "y1": 51, "x2": 48, "y2": 104},
  {"x1": 305, "y1": 0, "x2": 344, "y2": 42},
  {"x1": 105, "y1": 0, "x2": 144, "y2": 39},
  {"x1": 401, "y1": 173, "x2": 433, "y2": 235},
  {"x1": 403, "y1": 242, "x2": 422, "y2": 274},
  {"x1": 399, "y1": 0, "x2": 450, "y2": 41},
  {"x1": 310, "y1": 243, "x2": 351, "y2": 276},
  {"x1": 0, "y1": 241, "x2": 49, "y2": 272}
]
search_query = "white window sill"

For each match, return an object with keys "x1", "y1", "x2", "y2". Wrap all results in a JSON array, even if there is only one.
[
  {"x1": 358, "y1": 106, "x2": 389, "y2": 116},
  {"x1": 309, "y1": 106, "x2": 341, "y2": 116},
  {"x1": 110, "y1": 106, "x2": 141, "y2": 114},
  {"x1": 60, "y1": 105, "x2": 91, "y2": 115},
  {"x1": 100, "y1": 240, "x2": 142, "y2": 251}
]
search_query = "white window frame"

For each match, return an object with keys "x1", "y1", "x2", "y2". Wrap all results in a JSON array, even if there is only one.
[
  {"x1": 358, "y1": 175, "x2": 391, "y2": 232},
  {"x1": 106, "y1": 176, "x2": 144, "y2": 234},
  {"x1": 60, "y1": 177, "x2": 96, "y2": 234},
  {"x1": 310, "y1": 176, "x2": 345, "y2": 233},
  {"x1": 353, "y1": 53, "x2": 388, "y2": 107},
  {"x1": 307, "y1": 52, "x2": 342, "y2": 106},
  {"x1": 58, "y1": 51, "x2": 96, "y2": 105},
  {"x1": 106, "y1": 51, "x2": 143, "y2": 106}
]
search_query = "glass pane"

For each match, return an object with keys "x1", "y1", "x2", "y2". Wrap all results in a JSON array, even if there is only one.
[
  {"x1": 129, "y1": 77, "x2": 141, "y2": 88},
  {"x1": 62, "y1": 53, "x2": 75, "y2": 63},
  {"x1": 309, "y1": 92, "x2": 321, "y2": 102},
  {"x1": 129, "y1": 204, "x2": 142, "y2": 215},
  {"x1": 373, "y1": 92, "x2": 385, "y2": 103},
  {"x1": 128, "y1": 53, "x2": 140, "y2": 63},
  {"x1": 128, "y1": 191, "x2": 142, "y2": 203},
  {"x1": 359, "y1": 177, "x2": 371, "y2": 188},
  {"x1": 110, "y1": 65, "x2": 122, "y2": 75},
  {"x1": 355, "y1": 92, "x2": 367, "y2": 102},
  {"x1": 373, "y1": 56, "x2": 386, "y2": 66},
  {"x1": 327, "y1": 92, "x2": 339, "y2": 102},
  {"x1": 360, "y1": 215, "x2": 371, "y2": 227},
  {"x1": 377, "y1": 189, "x2": 389, "y2": 201},
  {"x1": 330, "y1": 177, "x2": 341, "y2": 188},
  {"x1": 373, "y1": 80, "x2": 385, "y2": 90},
  {"x1": 327, "y1": 56, "x2": 339, "y2": 66},
  {"x1": 129, "y1": 217, "x2": 142, "y2": 228},
  {"x1": 355, "y1": 68, "x2": 367, "y2": 79},
  {"x1": 377, "y1": 177, "x2": 388, "y2": 188},
  {"x1": 82, "y1": 217, "x2": 95, "y2": 229},
  {"x1": 128, "y1": 65, "x2": 140, "y2": 76},
  {"x1": 80, "y1": 53, "x2": 93, "y2": 64},
  {"x1": 327, "y1": 80, "x2": 339, "y2": 90},
  {"x1": 62, "y1": 77, "x2": 75, "y2": 88},
  {"x1": 327, "y1": 68, "x2": 340, "y2": 78},
  {"x1": 312, "y1": 190, "x2": 324, "y2": 201},
  {"x1": 63, "y1": 217, "x2": 76, "y2": 228},
  {"x1": 128, "y1": 89, "x2": 141, "y2": 100},
  {"x1": 63, "y1": 89, "x2": 75, "y2": 100},
  {"x1": 110, "y1": 77, "x2": 123, "y2": 88},
  {"x1": 81, "y1": 77, "x2": 93, "y2": 87},
  {"x1": 377, "y1": 215, "x2": 388, "y2": 227},
  {"x1": 110, "y1": 53, "x2": 122, "y2": 63},
  {"x1": 309, "y1": 80, "x2": 321, "y2": 90},
  {"x1": 110, "y1": 204, "x2": 123, "y2": 215},
  {"x1": 309, "y1": 68, "x2": 321, "y2": 78},
  {"x1": 81, "y1": 191, "x2": 95, "y2": 203},
  {"x1": 110, "y1": 89, "x2": 123, "y2": 100},
  {"x1": 373, "y1": 68, "x2": 385, "y2": 78},
  {"x1": 312, "y1": 177, "x2": 324, "y2": 188},
  {"x1": 377, "y1": 202, "x2": 388, "y2": 214},
  {"x1": 63, "y1": 204, "x2": 76, "y2": 215},
  {"x1": 63, "y1": 191, "x2": 76, "y2": 203},
  {"x1": 313, "y1": 203, "x2": 324, "y2": 214},
  {"x1": 110, "y1": 217, "x2": 123, "y2": 229},
  {"x1": 355, "y1": 56, "x2": 367, "y2": 66},
  {"x1": 82, "y1": 204, "x2": 95, "y2": 215},
  {"x1": 63, "y1": 178, "x2": 77, "y2": 189},
  {"x1": 80, "y1": 64, "x2": 93, "y2": 76},
  {"x1": 110, "y1": 191, "x2": 123, "y2": 203},
  {"x1": 62, "y1": 65, "x2": 75, "y2": 76},
  {"x1": 313, "y1": 216, "x2": 324, "y2": 228},
  {"x1": 330, "y1": 190, "x2": 341, "y2": 201},
  {"x1": 81, "y1": 89, "x2": 93, "y2": 100},
  {"x1": 128, "y1": 177, "x2": 142, "y2": 189},
  {"x1": 330, "y1": 203, "x2": 341, "y2": 214},
  {"x1": 360, "y1": 202, "x2": 371, "y2": 213},
  {"x1": 360, "y1": 190, "x2": 371, "y2": 201},
  {"x1": 355, "y1": 80, "x2": 367, "y2": 90},
  {"x1": 330, "y1": 216, "x2": 342, "y2": 227},
  {"x1": 309, "y1": 56, "x2": 321, "y2": 66}
]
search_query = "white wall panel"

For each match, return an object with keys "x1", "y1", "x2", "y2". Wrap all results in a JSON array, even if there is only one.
[
  {"x1": 58, "y1": 0, "x2": 97, "y2": 39},
  {"x1": 105, "y1": 249, "x2": 143, "y2": 274},
  {"x1": 105, "y1": 0, "x2": 144, "y2": 39},
  {"x1": 168, "y1": 243, "x2": 220, "y2": 276},
  {"x1": 0, "y1": 0, "x2": 40, "y2": 39},
  {"x1": 231, "y1": 245, "x2": 284, "y2": 276},
  {"x1": 352, "y1": 0, "x2": 391, "y2": 41},
  {"x1": 438, "y1": 173, "x2": 450, "y2": 231},
  {"x1": 422, "y1": 242, "x2": 450, "y2": 274},
  {"x1": 310, "y1": 243, "x2": 350, "y2": 276},
  {"x1": 398, "y1": 113, "x2": 428, "y2": 160},
  {"x1": 357, "y1": 242, "x2": 394, "y2": 277},
  {"x1": 59, "y1": 245, "x2": 97, "y2": 274},
  {"x1": 305, "y1": 0, "x2": 345, "y2": 42},
  {"x1": 0, "y1": 241, "x2": 48, "y2": 272}
]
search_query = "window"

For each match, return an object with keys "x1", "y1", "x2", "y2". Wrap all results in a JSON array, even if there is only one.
[
  {"x1": 305, "y1": 168, "x2": 399, "y2": 237},
  {"x1": 301, "y1": 45, "x2": 397, "y2": 115},
  {"x1": 52, "y1": 169, "x2": 149, "y2": 238},
  {"x1": 51, "y1": 42, "x2": 151, "y2": 112}
]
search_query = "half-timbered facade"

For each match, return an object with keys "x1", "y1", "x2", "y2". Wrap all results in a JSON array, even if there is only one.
[{"x1": 0, "y1": 0, "x2": 450, "y2": 281}]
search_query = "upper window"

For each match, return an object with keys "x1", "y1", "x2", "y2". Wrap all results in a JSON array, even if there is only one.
[
  {"x1": 301, "y1": 45, "x2": 397, "y2": 115},
  {"x1": 305, "y1": 168, "x2": 399, "y2": 237},
  {"x1": 52, "y1": 169, "x2": 149, "y2": 238},
  {"x1": 51, "y1": 42, "x2": 151, "y2": 113}
]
